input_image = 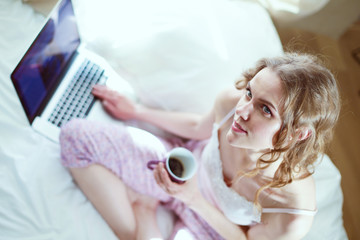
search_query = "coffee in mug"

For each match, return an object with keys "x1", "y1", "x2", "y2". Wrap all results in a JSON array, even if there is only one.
[
  {"x1": 147, "y1": 147, "x2": 197, "y2": 183},
  {"x1": 168, "y1": 157, "x2": 184, "y2": 178}
]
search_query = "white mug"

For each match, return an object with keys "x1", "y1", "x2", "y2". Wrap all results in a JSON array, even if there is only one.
[{"x1": 147, "y1": 147, "x2": 197, "y2": 183}]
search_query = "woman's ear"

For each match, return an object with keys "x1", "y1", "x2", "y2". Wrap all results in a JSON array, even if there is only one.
[{"x1": 296, "y1": 128, "x2": 312, "y2": 142}]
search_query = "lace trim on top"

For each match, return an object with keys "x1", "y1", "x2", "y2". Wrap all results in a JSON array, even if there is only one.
[
  {"x1": 199, "y1": 108, "x2": 317, "y2": 225},
  {"x1": 201, "y1": 123, "x2": 262, "y2": 225}
]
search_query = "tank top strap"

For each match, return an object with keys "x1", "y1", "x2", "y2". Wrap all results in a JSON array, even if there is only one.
[
  {"x1": 218, "y1": 107, "x2": 236, "y2": 128},
  {"x1": 262, "y1": 207, "x2": 317, "y2": 216}
]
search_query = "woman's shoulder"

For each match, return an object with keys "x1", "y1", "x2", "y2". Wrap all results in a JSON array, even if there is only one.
[
  {"x1": 214, "y1": 87, "x2": 242, "y2": 119},
  {"x1": 216, "y1": 87, "x2": 242, "y2": 103},
  {"x1": 254, "y1": 175, "x2": 316, "y2": 239},
  {"x1": 279, "y1": 174, "x2": 316, "y2": 211}
]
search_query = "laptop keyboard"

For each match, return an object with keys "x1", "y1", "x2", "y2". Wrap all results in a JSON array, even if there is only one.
[{"x1": 48, "y1": 59, "x2": 105, "y2": 127}]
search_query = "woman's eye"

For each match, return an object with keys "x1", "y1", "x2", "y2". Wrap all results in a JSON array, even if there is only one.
[
  {"x1": 263, "y1": 105, "x2": 272, "y2": 115},
  {"x1": 246, "y1": 89, "x2": 252, "y2": 98}
]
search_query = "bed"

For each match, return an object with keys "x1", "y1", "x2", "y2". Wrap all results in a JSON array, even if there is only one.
[{"x1": 0, "y1": 0, "x2": 348, "y2": 239}]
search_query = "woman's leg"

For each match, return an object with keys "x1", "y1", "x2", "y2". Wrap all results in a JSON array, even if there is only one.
[
  {"x1": 130, "y1": 189, "x2": 163, "y2": 240},
  {"x1": 70, "y1": 164, "x2": 137, "y2": 239},
  {"x1": 60, "y1": 119, "x2": 173, "y2": 239},
  {"x1": 71, "y1": 164, "x2": 165, "y2": 240}
]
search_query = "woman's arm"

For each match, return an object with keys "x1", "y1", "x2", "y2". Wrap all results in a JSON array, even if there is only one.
[
  {"x1": 92, "y1": 85, "x2": 215, "y2": 140},
  {"x1": 134, "y1": 104, "x2": 215, "y2": 140}
]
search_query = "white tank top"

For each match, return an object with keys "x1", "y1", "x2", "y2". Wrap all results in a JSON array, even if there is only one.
[{"x1": 197, "y1": 108, "x2": 317, "y2": 226}]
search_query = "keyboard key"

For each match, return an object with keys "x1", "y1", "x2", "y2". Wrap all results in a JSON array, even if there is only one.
[{"x1": 48, "y1": 59, "x2": 104, "y2": 127}]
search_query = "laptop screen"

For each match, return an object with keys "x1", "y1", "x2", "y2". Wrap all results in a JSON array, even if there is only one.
[{"x1": 11, "y1": 0, "x2": 80, "y2": 123}]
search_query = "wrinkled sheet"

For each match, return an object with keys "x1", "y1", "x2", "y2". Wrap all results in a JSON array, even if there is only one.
[{"x1": 0, "y1": 0, "x2": 347, "y2": 239}]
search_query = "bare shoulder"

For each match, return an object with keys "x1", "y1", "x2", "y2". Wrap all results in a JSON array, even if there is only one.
[
  {"x1": 248, "y1": 209, "x2": 315, "y2": 240},
  {"x1": 216, "y1": 87, "x2": 242, "y2": 104},
  {"x1": 214, "y1": 87, "x2": 242, "y2": 120},
  {"x1": 284, "y1": 174, "x2": 316, "y2": 211},
  {"x1": 249, "y1": 175, "x2": 316, "y2": 239}
]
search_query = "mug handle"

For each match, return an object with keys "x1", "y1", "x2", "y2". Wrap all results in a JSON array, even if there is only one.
[{"x1": 147, "y1": 160, "x2": 163, "y2": 170}]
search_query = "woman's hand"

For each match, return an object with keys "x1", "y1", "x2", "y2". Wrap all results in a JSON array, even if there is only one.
[
  {"x1": 92, "y1": 84, "x2": 139, "y2": 120},
  {"x1": 153, "y1": 162, "x2": 201, "y2": 206}
]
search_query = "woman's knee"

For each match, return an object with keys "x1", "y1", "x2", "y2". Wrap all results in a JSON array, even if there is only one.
[
  {"x1": 128, "y1": 188, "x2": 160, "y2": 210},
  {"x1": 60, "y1": 118, "x2": 88, "y2": 142},
  {"x1": 59, "y1": 119, "x2": 97, "y2": 166}
]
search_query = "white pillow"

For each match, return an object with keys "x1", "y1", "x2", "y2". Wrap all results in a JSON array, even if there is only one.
[
  {"x1": 303, "y1": 155, "x2": 348, "y2": 240},
  {"x1": 75, "y1": 0, "x2": 283, "y2": 114}
]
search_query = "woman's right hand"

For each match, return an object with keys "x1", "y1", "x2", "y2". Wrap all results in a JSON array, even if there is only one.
[
  {"x1": 153, "y1": 162, "x2": 202, "y2": 206},
  {"x1": 92, "y1": 84, "x2": 139, "y2": 120}
]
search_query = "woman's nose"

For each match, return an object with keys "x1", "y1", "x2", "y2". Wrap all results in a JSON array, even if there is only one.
[{"x1": 236, "y1": 101, "x2": 253, "y2": 121}]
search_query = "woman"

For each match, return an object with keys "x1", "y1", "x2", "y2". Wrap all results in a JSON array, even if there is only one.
[{"x1": 60, "y1": 52, "x2": 341, "y2": 239}]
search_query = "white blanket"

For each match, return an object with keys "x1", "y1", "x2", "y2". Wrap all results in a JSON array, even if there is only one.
[{"x1": 0, "y1": 0, "x2": 347, "y2": 239}]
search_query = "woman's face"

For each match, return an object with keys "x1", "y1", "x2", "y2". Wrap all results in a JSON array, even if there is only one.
[{"x1": 226, "y1": 68, "x2": 283, "y2": 151}]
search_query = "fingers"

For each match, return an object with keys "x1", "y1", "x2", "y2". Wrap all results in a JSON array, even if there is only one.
[
  {"x1": 92, "y1": 84, "x2": 138, "y2": 120},
  {"x1": 92, "y1": 85, "x2": 119, "y2": 104},
  {"x1": 154, "y1": 163, "x2": 177, "y2": 195},
  {"x1": 159, "y1": 163, "x2": 172, "y2": 185},
  {"x1": 92, "y1": 85, "x2": 111, "y2": 100},
  {"x1": 92, "y1": 85, "x2": 126, "y2": 109},
  {"x1": 153, "y1": 163, "x2": 167, "y2": 187},
  {"x1": 91, "y1": 84, "x2": 108, "y2": 98},
  {"x1": 102, "y1": 100, "x2": 118, "y2": 116}
]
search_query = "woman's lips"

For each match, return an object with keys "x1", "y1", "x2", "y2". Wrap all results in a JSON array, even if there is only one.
[{"x1": 231, "y1": 121, "x2": 248, "y2": 134}]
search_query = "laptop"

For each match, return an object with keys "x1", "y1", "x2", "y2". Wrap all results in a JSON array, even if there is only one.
[{"x1": 11, "y1": 0, "x2": 126, "y2": 142}]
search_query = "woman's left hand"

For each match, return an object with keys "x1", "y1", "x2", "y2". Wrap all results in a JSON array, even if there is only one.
[{"x1": 153, "y1": 162, "x2": 201, "y2": 206}]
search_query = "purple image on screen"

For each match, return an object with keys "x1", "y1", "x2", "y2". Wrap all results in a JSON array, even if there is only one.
[{"x1": 11, "y1": 0, "x2": 80, "y2": 122}]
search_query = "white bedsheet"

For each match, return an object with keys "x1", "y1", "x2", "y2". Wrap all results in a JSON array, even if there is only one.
[{"x1": 0, "y1": 0, "x2": 347, "y2": 239}]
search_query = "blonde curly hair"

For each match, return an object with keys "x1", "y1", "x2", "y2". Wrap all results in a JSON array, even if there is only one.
[{"x1": 234, "y1": 52, "x2": 341, "y2": 209}]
